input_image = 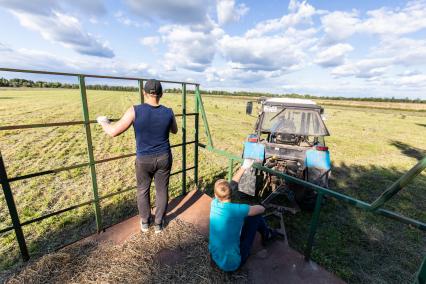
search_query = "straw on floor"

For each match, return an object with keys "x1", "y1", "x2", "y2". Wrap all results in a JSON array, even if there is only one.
[{"x1": 5, "y1": 219, "x2": 248, "y2": 283}]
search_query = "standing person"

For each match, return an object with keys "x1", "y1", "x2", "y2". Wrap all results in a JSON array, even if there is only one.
[
  {"x1": 97, "y1": 79, "x2": 178, "y2": 234},
  {"x1": 209, "y1": 160, "x2": 282, "y2": 271}
]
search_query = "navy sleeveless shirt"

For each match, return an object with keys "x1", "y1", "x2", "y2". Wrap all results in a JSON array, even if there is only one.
[{"x1": 133, "y1": 104, "x2": 174, "y2": 157}]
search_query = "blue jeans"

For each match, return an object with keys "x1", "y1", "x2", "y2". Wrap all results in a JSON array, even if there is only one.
[{"x1": 239, "y1": 215, "x2": 268, "y2": 266}]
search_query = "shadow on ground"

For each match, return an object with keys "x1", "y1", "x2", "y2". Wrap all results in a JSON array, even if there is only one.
[
  {"x1": 284, "y1": 152, "x2": 426, "y2": 283},
  {"x1": 390, "y1": 140, "x2": 426, "y2": 161}
]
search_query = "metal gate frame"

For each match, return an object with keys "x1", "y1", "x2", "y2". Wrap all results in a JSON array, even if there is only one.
[{"x1": 0, "y1": 68, "x2": 200, "y2": 261}]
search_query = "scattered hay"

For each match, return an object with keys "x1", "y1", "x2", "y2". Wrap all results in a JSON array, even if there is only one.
[{"x1": 5, "y1": 220, "x2": 248, "y2": 283}]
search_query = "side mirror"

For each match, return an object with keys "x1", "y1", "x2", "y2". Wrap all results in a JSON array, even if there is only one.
[{"x1": 246, "y1": 101, "x2": 253, "y2": 115}]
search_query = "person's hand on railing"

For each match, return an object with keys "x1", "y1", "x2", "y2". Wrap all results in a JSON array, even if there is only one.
[{"x1": 96, "y1": 116, "x2": 110, "y2": 125}]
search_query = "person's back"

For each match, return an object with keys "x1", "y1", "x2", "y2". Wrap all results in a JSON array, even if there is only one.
[
  {"x1": 97, "y1": 79, "x2": 178, "y2": 234},
  {"x1": 133, "y1": 103, "x2": 173, "y2": 157},
  {"x1": 209, "y1": 195, "x2": 249, "y2": 271}
]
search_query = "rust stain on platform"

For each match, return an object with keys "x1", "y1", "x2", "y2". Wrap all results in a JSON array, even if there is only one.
[{"x1": 83, "y1": 190, "x2": 344, "y2": 283}]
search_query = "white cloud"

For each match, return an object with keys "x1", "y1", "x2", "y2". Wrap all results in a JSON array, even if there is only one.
[
  {"x1": 219, "y1": 27, "x2": 317, "y2": 72},
  {"x1": 360, "y1": 1, "x2": 426, "y2": 36},
  {"x1": 216, "y1": 0, "x2": 249, "y2": 26},
  {"x1": 329, "y1": 36, "x2": 426, "y2": 80},
  {"x1": 124, "y1": 0, "x2": 209, "y2": 24},
  {"x1": 321, "y1": 0, "x2": 426, "y2": 43},
  {"x1": 320, "y1": 11, "x2": 359, "y2": 43},
  {"x1": 374, "y1": 37, "x2": 426, "y2": 66},
  {"x1": 140, "y1": 36, "x2": 161, "y2": 46},
  {"x1": 206, "y1": 65, "x2": 284, "y2": 84},
  {"x1": 393, "y1": 73, "x2": 426, "y2": 88},
  {"x1": 245, "y1": 0, "x2": 316, "y2": 38},
  {"x1": 0, "y1": 0, "x2": 107, "y2": 16},
  {"x1": 331, "y1": 58, "x2": 392, "y2": 78},
  {"x1": 114, "y1": 11, "x2": 142, "y2": 28},
  {"x1": 62, "y1": 0, "x2": 106, "y2": 16},
  {"x1": 0, "y1": 42, "x2": 12, "y2": 52},
  {"x1": 0, "y1": 44, "x2": 153, "y2": 76},
  {"x1": 0, "y1": 0, "x2": 114, "y2": 58},
  {"x1": 13, "y1": 11, "x2": 114, "y2": 58},
  {"x1": 160, "y1": 21, "x2": 224, "y2": 72},
  {"x1": 315, "y1": 43, "x2": 353, "y2": 67},
  {"x1": 212, "y1": 1, "x2": 319, "y2": 77},
  {"x1": 0, "y1": 0, "x2": 57, "y2": 15}
]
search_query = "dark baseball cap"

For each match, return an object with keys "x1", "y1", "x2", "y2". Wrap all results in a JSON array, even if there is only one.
[{"x1": 144, "y1": 79, "x2": 162, "y2": 96}]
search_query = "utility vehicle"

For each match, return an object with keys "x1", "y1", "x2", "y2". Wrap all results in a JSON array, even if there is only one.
[{"x1": 240, "y1": 97, "x2": 331, "y2": 211}]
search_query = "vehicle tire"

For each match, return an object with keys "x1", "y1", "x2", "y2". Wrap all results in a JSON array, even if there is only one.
[{"x1": 289, "y1": 182, "x2": 317, "y2": 211}]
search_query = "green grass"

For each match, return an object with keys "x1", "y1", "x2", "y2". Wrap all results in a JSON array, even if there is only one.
[{"x1": 0, "y1": 88, "x2": 425, "y2": 283}]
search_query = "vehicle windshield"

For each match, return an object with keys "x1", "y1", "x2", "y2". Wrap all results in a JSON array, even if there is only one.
[{"x1": 261, "y1": 106, "x2": 329, "y2": 136}]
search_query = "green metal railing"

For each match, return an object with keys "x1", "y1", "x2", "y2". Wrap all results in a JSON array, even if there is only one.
[
  {"x1": 417, "y1": 256, "x2": 426, "y2": 284},
  {"x1": 0, "y1": 68, "x2": 199, "y2": 261},
  {"x1": 1, "y1": 67, "x2": 425, "y2": 281}
]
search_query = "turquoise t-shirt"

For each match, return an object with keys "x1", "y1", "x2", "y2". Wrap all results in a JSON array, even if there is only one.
[{"x1": 209, "y1": 197, "x2": 250, "y2": 271}]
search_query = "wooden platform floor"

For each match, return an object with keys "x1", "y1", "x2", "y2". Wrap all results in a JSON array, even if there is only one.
[{"x1": 83, "y1": 190, "x2": 345, "y2": 284}]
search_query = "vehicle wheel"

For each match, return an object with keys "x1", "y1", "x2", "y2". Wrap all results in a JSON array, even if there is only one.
[{"x1": 289, "y1": 182, "x2": 317, "y2": 211}]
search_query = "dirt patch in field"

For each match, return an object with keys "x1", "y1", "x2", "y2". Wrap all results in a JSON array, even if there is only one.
[{"x1": 4, "y1": 219, "x2": 247, "y2": 283}]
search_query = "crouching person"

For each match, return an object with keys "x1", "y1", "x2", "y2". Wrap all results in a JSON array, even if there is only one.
[{"x1": 209, "y1": 160, "x2": 281, "y2": 271}]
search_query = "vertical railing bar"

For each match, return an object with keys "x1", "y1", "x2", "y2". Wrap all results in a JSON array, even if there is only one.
[
  {"x1": 194, "y1": 85, "x2": 214, "y2": 148},
  {"x1": 304, "y1": 192, "x2": 324, "y2": 261},
  {"x1": 79, "y1": 75, "x2": 103, "y2": 233},
  {"x1": 194, "y1": 87, "x2": 199, "y2": 189},
  {"x1": 0, "y1": 151, "x2": 29, "y2": 261},
  {"x1": 227, "y1": 158, "x2": 234, "y2": 182},
  {"x1": 138, "y1": 79, "x2": 144, "y2": 103},
  {"x1": 370, "y1": 156, "x2": 426, "y2": 211},
  {"x1": 181, "y1": 83, "x2": 187, "y2": 195}
]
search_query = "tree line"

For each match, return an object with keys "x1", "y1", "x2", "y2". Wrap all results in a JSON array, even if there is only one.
[{"x1": 1, "y1": 78, "x2": 425, "y2": 103}]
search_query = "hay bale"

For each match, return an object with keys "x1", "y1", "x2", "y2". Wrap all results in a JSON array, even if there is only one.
[{"x1": 5, "y1": 220, "x2": 248, "y2": 283}]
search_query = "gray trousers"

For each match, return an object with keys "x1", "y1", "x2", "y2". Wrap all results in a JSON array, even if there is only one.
[{"x1": 135, "y1": 152, "x2": 172, "y2": 224}]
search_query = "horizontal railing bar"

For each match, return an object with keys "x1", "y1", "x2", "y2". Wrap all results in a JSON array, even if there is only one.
[
  {"x1": 6, "y1": 141, "x2": 196, "y2": 183},
  {"x1": 8, "y1": 162, "x2": 90, "y2": 182},
  {"x1": 176, "y1": 113, "x2": 198, "y2": 117},
  {"x1": 0, "y1": 225, "x2": 14, "y2": 234},
  {"x1": 95, "y1": 153, "x2": 135, "y2": 164},
  {"x1": 0, "y1": 119, "x2": 117, "y2": 131},
  {"x1": 1, "y1": 121, "x2": 88, "y2": 131},
  {"x1": 20, "y1": 199, "x2": 94, "y2": 227},
  {"x1": 199, "y1": 145, "x2": 426, "y2": 231},
  {"x1": 171, "y1": 140, "x2": 196, "y2": 149},
  {"x1": 0, "y1": 68, "x2": 199, "y2": 85},
  {"x1": 19, "y1": 186, "x2": 138, "y2": 227},
  {"x1": 377, "y1": 208, "x2": 426, "y2": 231},
  {"x1": 257, "y1": 164, "x2": 371, "y2": 210},
  {"x1": 0, "y1": 114, "x2": 197, "y2": 131},
  {"x1": 171, "y1": 166, "x2": 195, "y2": 177}
]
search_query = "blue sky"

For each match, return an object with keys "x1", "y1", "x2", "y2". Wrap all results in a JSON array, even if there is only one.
[{"x1": 1, "y1": 0, "x2": 426, "y2": 98}]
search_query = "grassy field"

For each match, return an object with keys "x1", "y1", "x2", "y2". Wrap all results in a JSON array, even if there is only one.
[{"x1": 0, "y1": 88, "x2": 425, "y2": 283}]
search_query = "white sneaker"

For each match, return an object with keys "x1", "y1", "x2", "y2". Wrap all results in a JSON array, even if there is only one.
[
  {"x1": 154, "y1": 221, "x2": 163, "y2": 234},
  {"x1": 140, "y1": 220, "x2": 149, "y2": 232}
]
